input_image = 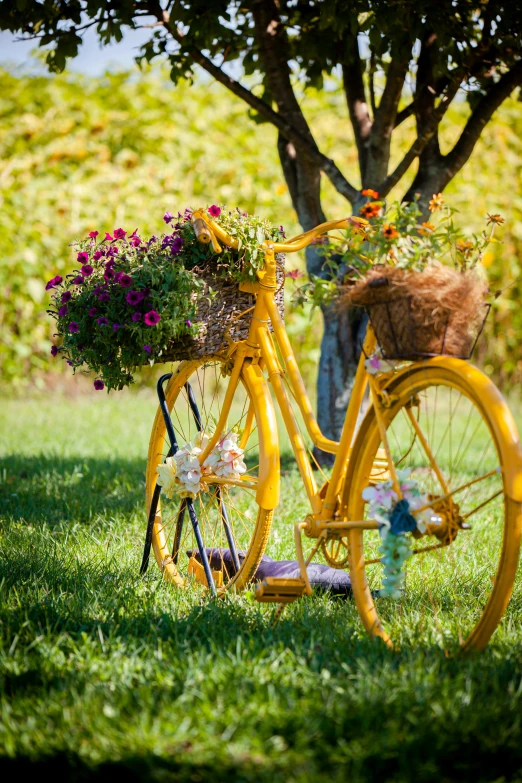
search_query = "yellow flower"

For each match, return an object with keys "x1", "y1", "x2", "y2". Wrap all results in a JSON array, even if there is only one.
[
  {"x1": 429, "y1": 193, "x2": 445, "y2": 212},
  {"x1": 487, "y1": 213, "x2": 505, "y2": 225},
  {"x1": 418, "y1": 221, "x2": 435, "y2": 236},
  {"x1": 456, "y1": 240, "x2": 474, "y2": 257},
  {"x1": 482, "y1": 250, "x2": 495, "y2": 268}
]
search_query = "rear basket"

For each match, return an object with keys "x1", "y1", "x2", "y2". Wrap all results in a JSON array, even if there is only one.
[{"x1": 366, "y1": 296, "x2": 490, "y2": 360}]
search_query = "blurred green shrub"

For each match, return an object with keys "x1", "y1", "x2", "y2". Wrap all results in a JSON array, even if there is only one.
[{"x1": 0, "y1": 67, "x2": 521, "y2": 392}]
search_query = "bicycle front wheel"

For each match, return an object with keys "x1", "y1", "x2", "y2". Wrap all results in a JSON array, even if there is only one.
[
  {"x1": 145, "y1": 357, "x2": 276, "y2": 593},
  {"x1": 345, "y1": 360, "x2": 522, "y2": 652}
]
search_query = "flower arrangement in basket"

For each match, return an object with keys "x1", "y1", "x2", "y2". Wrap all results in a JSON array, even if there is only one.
[
  {"x1": 46, "y1": 206, "x2": 285, "y2": 390},
  {"x1": 292, "y1": 192, "x2": 503, "y2": 362}
]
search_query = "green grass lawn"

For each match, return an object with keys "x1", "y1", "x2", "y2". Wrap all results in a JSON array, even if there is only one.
[{"x1": 1, "y1": 391, "x2": 522, "y2": 782}]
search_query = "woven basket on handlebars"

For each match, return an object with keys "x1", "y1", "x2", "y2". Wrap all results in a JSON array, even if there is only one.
[{"x1": 161, "y1": 254, "x2": 285, "y2": 362}]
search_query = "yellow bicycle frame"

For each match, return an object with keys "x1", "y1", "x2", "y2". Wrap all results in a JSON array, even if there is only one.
[{"x1": 190, "y1": 209, "x2": 522, "y2": 543}]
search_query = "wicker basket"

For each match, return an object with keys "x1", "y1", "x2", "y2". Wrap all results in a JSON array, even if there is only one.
[
  {"x1": 162, "y1": 254, "x2": 285, "y2": 362},
  {"x1": 366, "y1": 295, "x2": 490, "y2": 360}
]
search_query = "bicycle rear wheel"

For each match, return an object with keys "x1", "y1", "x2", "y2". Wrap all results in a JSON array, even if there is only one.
[
  {"x1": 145, "y1": 358, "x2": 275, "y2": 593},
  {"x1": 345, "y1": 361, "x2": 522, "y2": 651}
]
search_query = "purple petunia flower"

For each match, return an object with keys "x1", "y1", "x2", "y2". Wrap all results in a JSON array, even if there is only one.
[
  {"x1": 130, "y1": 234, "x2": 141, "y2": 247},
  {"x1": 208, "y1": 205, "x2": 221, "y2": 217},
  {"x1": 113, "y1": 271, "x2": 123, "y2": 283},
  {"x1": 113, "y1": 323, "x2": 123, "y2": 332},
  {"x1": 69, "y1": 322, "x2": 79, "y2": 333},
  {"x1": 98, "y1": 292, "x2": 110, "y2": 303},
  {"x1": 61, "y1": 291, "x2": 72, "y2": 303},
  {"x1": 104, "y1": 268, "x2": 114, "y2": 282},
  {"x1": 81, "y1": 264, "x2": 93, "y2": 277},
  {"x1": 73, "y1": 276, "x2": 84, "y2": 285},
  {"x1": 132, "y1": 312, "x2": 142, "y2": 322},
  {"x1": 50, "y1": 345, "x2": 59, "y2": 357},
  {"x1": 89, "y1": 231, "x2": 99, "y2": 238},
  {"x1": 94, "y1": 379, "x2": 104, "y2": 390},
  {"x1": 106, "y1": 246, "x2": 119, "y2": 258},
  {"x1": 67, "y1": 360, "x2": 73, "y2": 366},
  {"x1": 113, "y1": 228, "x2": 126, "y2": 240},
  {"x1": 171, "y1": 235, "x2": 183, "y2": 255},
  {"x1": 46, "y1": 275, "x2": 63, "y2": 290},
  {"x1": 93, "y1": 285, "x2": 105, "y2": 296},
  {"x1": 88, "y1": 307, "x2": 97, "y2": 317},
  {"x1": 104, "y1": 232, "x2": 114, "y2": 242},
  {"x1": 58, "y1": 305, "x2": 68, "y2": 317},
  {"x1": 163, "y1": 212, "x2": 174, "y2": 224},
  {"x1": 119, "y1": 274, "x2": 133, "y2": 288},
  {"x1": 185, "y1": 319, "x2": 192, "y2": 327},
  {"x1": 143, "y1": 345, "x2": 152, "y2": 354},
  {"x1": 93, "y1": 250, "x2": 104, "y2": 261},
  {"x1": 97, "y1": 317, "x2": 109, "y2": 326},
  {"x1": 77, "y1": 251, "x2": 90, "y2": 264},
  {"x1": 144, "y1": 310, "x2": 161, "y2": 326},
  {"x1": 126, "y1": 290, "x2": 144, "y2": 306}
]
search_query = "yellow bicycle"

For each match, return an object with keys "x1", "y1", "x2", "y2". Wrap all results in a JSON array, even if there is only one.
[{"x1": 145, "y1": 210, "x2": 522, "y2": 651}]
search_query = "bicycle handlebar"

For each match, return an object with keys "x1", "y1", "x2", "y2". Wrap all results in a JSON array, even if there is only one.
[{"x1": 191, "y1": 210, "x2": 368, "y2": 256}]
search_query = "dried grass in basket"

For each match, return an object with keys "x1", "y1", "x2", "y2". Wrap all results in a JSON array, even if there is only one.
[
  {"x1": 344, "y1": 265, "x2": 489, "y2": 359},
  {"x1": 162, "y1": 254, "x2": 285, "y2": 362}
]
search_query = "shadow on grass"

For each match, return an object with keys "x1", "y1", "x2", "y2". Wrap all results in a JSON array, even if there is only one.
[{"x1": 0, "y1": 454, "x2": 145, "y2": 526}]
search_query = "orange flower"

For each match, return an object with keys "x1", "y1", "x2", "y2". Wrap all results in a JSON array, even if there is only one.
[
  {"x1": 360, "y1": 202, "x2": 381, "y2": 219},
  {"x1": 383, "y1": 224, "x2": 399, "y2": 240},
  {"x1": 487, "y1": 213, "x2": 505, "y2": 225},
  {"x1": 428, "y1": 193, "x2": 444, "y2": 212},
  {"x1": 456, "y1": 240, "x2": 474, "y2": 257},
  {"x1": 362, "y1": 188, "x2": 379, "y2": 199},
  {"x1": 418, "y1": 221, "x2": 435, "y2": 236}
]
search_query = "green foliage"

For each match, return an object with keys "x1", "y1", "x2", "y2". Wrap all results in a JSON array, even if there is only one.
[
  {"x1": 0, "y1": 395, "x2": 522, "y2": 779},
  {"x1": 0, "y1": 66, "x2": 521, "y2": 391}
]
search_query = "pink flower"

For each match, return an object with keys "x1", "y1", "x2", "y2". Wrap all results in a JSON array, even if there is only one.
[
  {"x1": 69, "y1": 322, "x2": 79, "y2": 333},
  {"x1": 144, "y1": 310, "x2": 161, "y2": 326},
  {"x1": 285, "y1": 269, "x2": 304, "y2": 280},
  {"x1": 130, "y1": 235, "x2": 141, "y2": 247},
  {"x1": 126, "y1": 290, "x2": 144, "y2": 306},
  {"x1": 104, "y1": 268, "x2": 114, "y2": 282},
  {"x1": 50, "y1": 345, "x2": 58, "y2": 357},
  {"x1": 81, "y1": 264, "x2": 93, "y2": 277},
  {"x1": 77, "y1": 251, "x2": 89, "y2": 264},
  {"x1": 94, "y1": 379, "x2": 104, "y2": 390},
  {"x1": 119, "y1": 274, "x2": 133, "y2": 288},
  {"x1": 113, "y1": 228, "x2": 126, "y2": 240},
  {"x1": 93, "y1": 250, "x2": 104, "y2": 261},
  {"x1": 208, "y1": 205, "x2": 221, "y2": 217},
  {"x1": 89, "y1": 231, "x2": 99, "y2": 238},
  {"x1": 163, "y1": 212, "x2": 174, "y2": 224},
  {"x1": 104, "y1": 232, "x2": 114, "y2": 242}
]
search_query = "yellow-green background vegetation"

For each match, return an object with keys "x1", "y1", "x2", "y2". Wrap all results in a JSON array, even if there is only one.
[{"x1": 1, "y1": 66, "x2": 521, "y2": 391}]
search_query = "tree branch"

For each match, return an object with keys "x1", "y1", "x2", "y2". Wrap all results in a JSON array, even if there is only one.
[
  {"x1": 442, "y1": 61, "x2": 522, "y2": 183},
  {"x1": 377, "y1": 78, "x2": 461, "y2": 196},
  {"x1": 342, "y1": 35, "x2": 372, "y2": 180},
  {"x1": 154, "y1": 4, "x2": 358, "y2": 204},
  {"x1": 394, "y1": 101, "x2": 415, "y2": 127}
]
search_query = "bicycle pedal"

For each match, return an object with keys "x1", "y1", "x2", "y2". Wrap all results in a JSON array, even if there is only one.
[
  {"x1": 254, "y1": 577, "x2": 306, "y2": 604},
  {"x1": 188, "y1": 555, "x2": 224, "y2": 589}
]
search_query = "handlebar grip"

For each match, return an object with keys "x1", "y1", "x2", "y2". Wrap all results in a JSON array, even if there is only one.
[{"x1": 193, "y1": 218, "x2": 212, "y2": 245}]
